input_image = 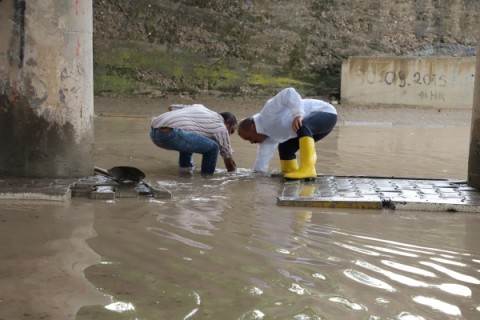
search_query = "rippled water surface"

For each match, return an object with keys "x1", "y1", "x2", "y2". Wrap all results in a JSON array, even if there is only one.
[
  {"x1": 74, "y1": 114, "x2": 480, "y2": 320},
  {"x1": 2, "y1": 110, "x2": 478, "y2": 320}
]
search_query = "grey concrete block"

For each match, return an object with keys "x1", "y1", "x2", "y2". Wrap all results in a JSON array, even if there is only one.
[{"x1": 90, "y1": 186, "x2": 115, "y2": 200}]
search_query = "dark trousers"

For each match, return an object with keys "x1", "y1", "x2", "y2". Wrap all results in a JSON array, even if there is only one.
[{"x1": 278, "y1": 111, "x2": 337, "y2": 160}]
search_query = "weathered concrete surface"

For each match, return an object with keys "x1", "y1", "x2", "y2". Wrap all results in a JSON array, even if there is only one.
[
  {"x1": 0, "y1": 0, "x2": 94, "y2": 178},
  {"x1": 341, "y1": 57, "x2": 476, "y2": 109},
  {"x1": 278, "y1": 176, "x2": 480, "y2": 213},
  {"x1": 468, "y1": 38, "x2": 480, "y2": 189},
  {"x1": 0, "y1": 178, "x2": 74, "y2": 201}
]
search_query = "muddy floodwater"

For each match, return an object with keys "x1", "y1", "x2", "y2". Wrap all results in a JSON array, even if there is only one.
[{"x1": 1, "y1": 98, "x2": 479, "y2": 320}]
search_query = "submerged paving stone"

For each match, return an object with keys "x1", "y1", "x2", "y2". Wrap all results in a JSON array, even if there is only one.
[
  {"x1": 140, "y1": 182, "x2": 172, "y2": 199},
  {"x1": 115, "y1": 183, "x2": 140, "y2": 198},
  {"x1": 278, "y1": 176, "x2": 480, "y2": 213},
  {"x1": 72, "y1": 175, "x2": 172, "y2": 200},
  {"x1": 90, "y1": 186, "x2": 116, "y2": 200},
  {"x1": 0, "y1": 174, "x2": 172, "y2": 202}
]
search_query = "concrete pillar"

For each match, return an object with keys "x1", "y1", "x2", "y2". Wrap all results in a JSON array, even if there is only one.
[
  {"x1": 468, "y1": 37, "x2": 480, "y2": 189},
  {"x1": 0, "y1": 0, "x2": 94, "y2": 178}
]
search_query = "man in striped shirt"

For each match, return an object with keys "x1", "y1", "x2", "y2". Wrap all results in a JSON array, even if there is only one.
[{"x1": 150, "y1": 104, "x2": 237, "y2": 174}]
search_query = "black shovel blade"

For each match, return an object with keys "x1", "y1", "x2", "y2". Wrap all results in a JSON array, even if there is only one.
[
  {"x1": 94, "y1": 166, "x2": 146, "y2": 183},
  {"x1": 108, "y1": 166, "x2": 146, "y2": 183}
]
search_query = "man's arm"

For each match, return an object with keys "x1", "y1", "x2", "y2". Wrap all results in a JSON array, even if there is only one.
[
  {"x1": 224, "y1": 157, "x2": 237, "y2": 172},
  {"x1": 215, "y1": 130, "x2": 236, "y2": 171},
  {"x1": 253, "y1": 139, "x2": 278, "y2": 172}
]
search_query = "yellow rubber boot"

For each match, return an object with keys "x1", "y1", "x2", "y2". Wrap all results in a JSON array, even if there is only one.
[
  {"x1": 284, "y1": 137, "x2": 317, "y2": 180},
  {"x1": 280, "y1": 159, "x2": 299, "y2": 173}
]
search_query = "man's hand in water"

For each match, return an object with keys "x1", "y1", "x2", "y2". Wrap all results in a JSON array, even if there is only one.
[{"x1": 224, "y1": 157, "x2": 237, "y2": 172}]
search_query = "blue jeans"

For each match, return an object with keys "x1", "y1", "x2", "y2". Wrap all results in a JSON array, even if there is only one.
[
  {"x1": 278, "y1": 111, "x2": 337, "y2": 160},
  {"x1": 150, "y1": 127, "x2": 219, "y2": 174}
]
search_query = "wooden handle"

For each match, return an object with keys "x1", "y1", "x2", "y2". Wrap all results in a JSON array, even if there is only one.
[{"x1": 94, "y1": 166, "x2": 112, "y2": 177}]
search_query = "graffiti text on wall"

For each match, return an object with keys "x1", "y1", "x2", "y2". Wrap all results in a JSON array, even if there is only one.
[
  {"x1": 354, "y1": 68, "x2": 475, "y2": 102},
  {"x1": 356, "y1": 69, "x2": 475, "y2": 87},
  {"x1": 369, "y1": 71, "x2": 448, "y2": 87}
]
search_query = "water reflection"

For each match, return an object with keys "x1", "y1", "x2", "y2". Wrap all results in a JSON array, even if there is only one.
[
  {"x1": 419, "y1": 261, "x2": 480, "y2": 284},
  {"x1": 148, "y1": 227, "x2": 213, "y2": 249},
  {"x1": 435, "y1": 283, "x2": 471, "y2": 297},
  {"x1": 380, "y1": 260, "x2": 436, "y2": 278},
  {"x1": 327, "y1": 227, "x2": 480, "y2": 318},
  {"x1": 104, "y1": 301, "x2": 135, "y2": 313},
  {"x1": 183, "y1": 291, "x2": 201, "y2": 319},
  {"x1": 355, "y1": 260, "x2": 429, "y2": 287},
  {"x1": 74, "y1": 116, "x2": 480, "y2": 320},
  {"x1": 328, "y1": 296, "x2": 365, "y2": 311},
  {"x1": 412, "y1": 296, "x2": 461, "y2": 317}
]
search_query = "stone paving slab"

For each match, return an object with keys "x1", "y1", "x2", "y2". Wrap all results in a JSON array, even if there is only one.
[
  {"x1": 277, "y1": 176, "x2": 480, "y2": 213},
  {"x1": 0, "y1": 175, "x2": 171, "y2": 202},
  {"x1": 1, "y1": 174, "x2": 478, "y2": 211},
  {"x1": 0, "y1": 178, "x2": 75, "y2": 202}
]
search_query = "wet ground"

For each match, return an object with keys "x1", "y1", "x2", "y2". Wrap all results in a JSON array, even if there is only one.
[{"x1": 1, "y1": 96, "x2": 479, "y2": 319}]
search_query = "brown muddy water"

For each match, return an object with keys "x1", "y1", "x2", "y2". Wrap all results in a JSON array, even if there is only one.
[{"x1": 1, "y1": 101, "x2": 480, "y2": 320}]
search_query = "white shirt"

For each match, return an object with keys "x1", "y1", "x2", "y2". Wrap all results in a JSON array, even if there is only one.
[{"x1": 253, "y1": 87, "x2": 337, "y2": 172}]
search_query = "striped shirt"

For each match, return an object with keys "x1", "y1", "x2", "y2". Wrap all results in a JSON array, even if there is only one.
[{"x1": 151, "y1": 104, "x2": 233, "y2": 159}]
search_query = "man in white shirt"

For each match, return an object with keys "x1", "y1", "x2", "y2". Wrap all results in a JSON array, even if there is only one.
[
  {"x1": 151, "y1": 104, "x2": 237, "y2": 175},
  {"x1": 238, "y1": 87, "x2": 337, "y2": 180}
]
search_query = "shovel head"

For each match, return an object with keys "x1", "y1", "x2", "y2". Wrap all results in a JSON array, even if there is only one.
[{"x1": 95, "y1": 166, "x2": 146, "y2": 183}]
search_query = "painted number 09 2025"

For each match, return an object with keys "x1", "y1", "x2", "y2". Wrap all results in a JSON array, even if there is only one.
[{"x1": 383, "y1": 71, "x2": 447, "y2": 87}]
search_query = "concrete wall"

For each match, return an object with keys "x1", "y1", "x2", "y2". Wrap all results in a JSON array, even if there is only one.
[
  {"x1": 0, "y1": 0, "x2": 94, "y2": 178},
  {"x1": 341, "y1": 56, "x2": 476, "y2": 109},
  {"x1": 468, "y1": 38, "x2": 480, "y2": 189}
]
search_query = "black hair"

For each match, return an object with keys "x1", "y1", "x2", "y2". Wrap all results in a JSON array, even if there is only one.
[
  {"x1": 238, "y1": 116, "x2": 254, "y2": 132},
  {"x1": 220, "y1": 112, "x2": 237, "y2": 125}
]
